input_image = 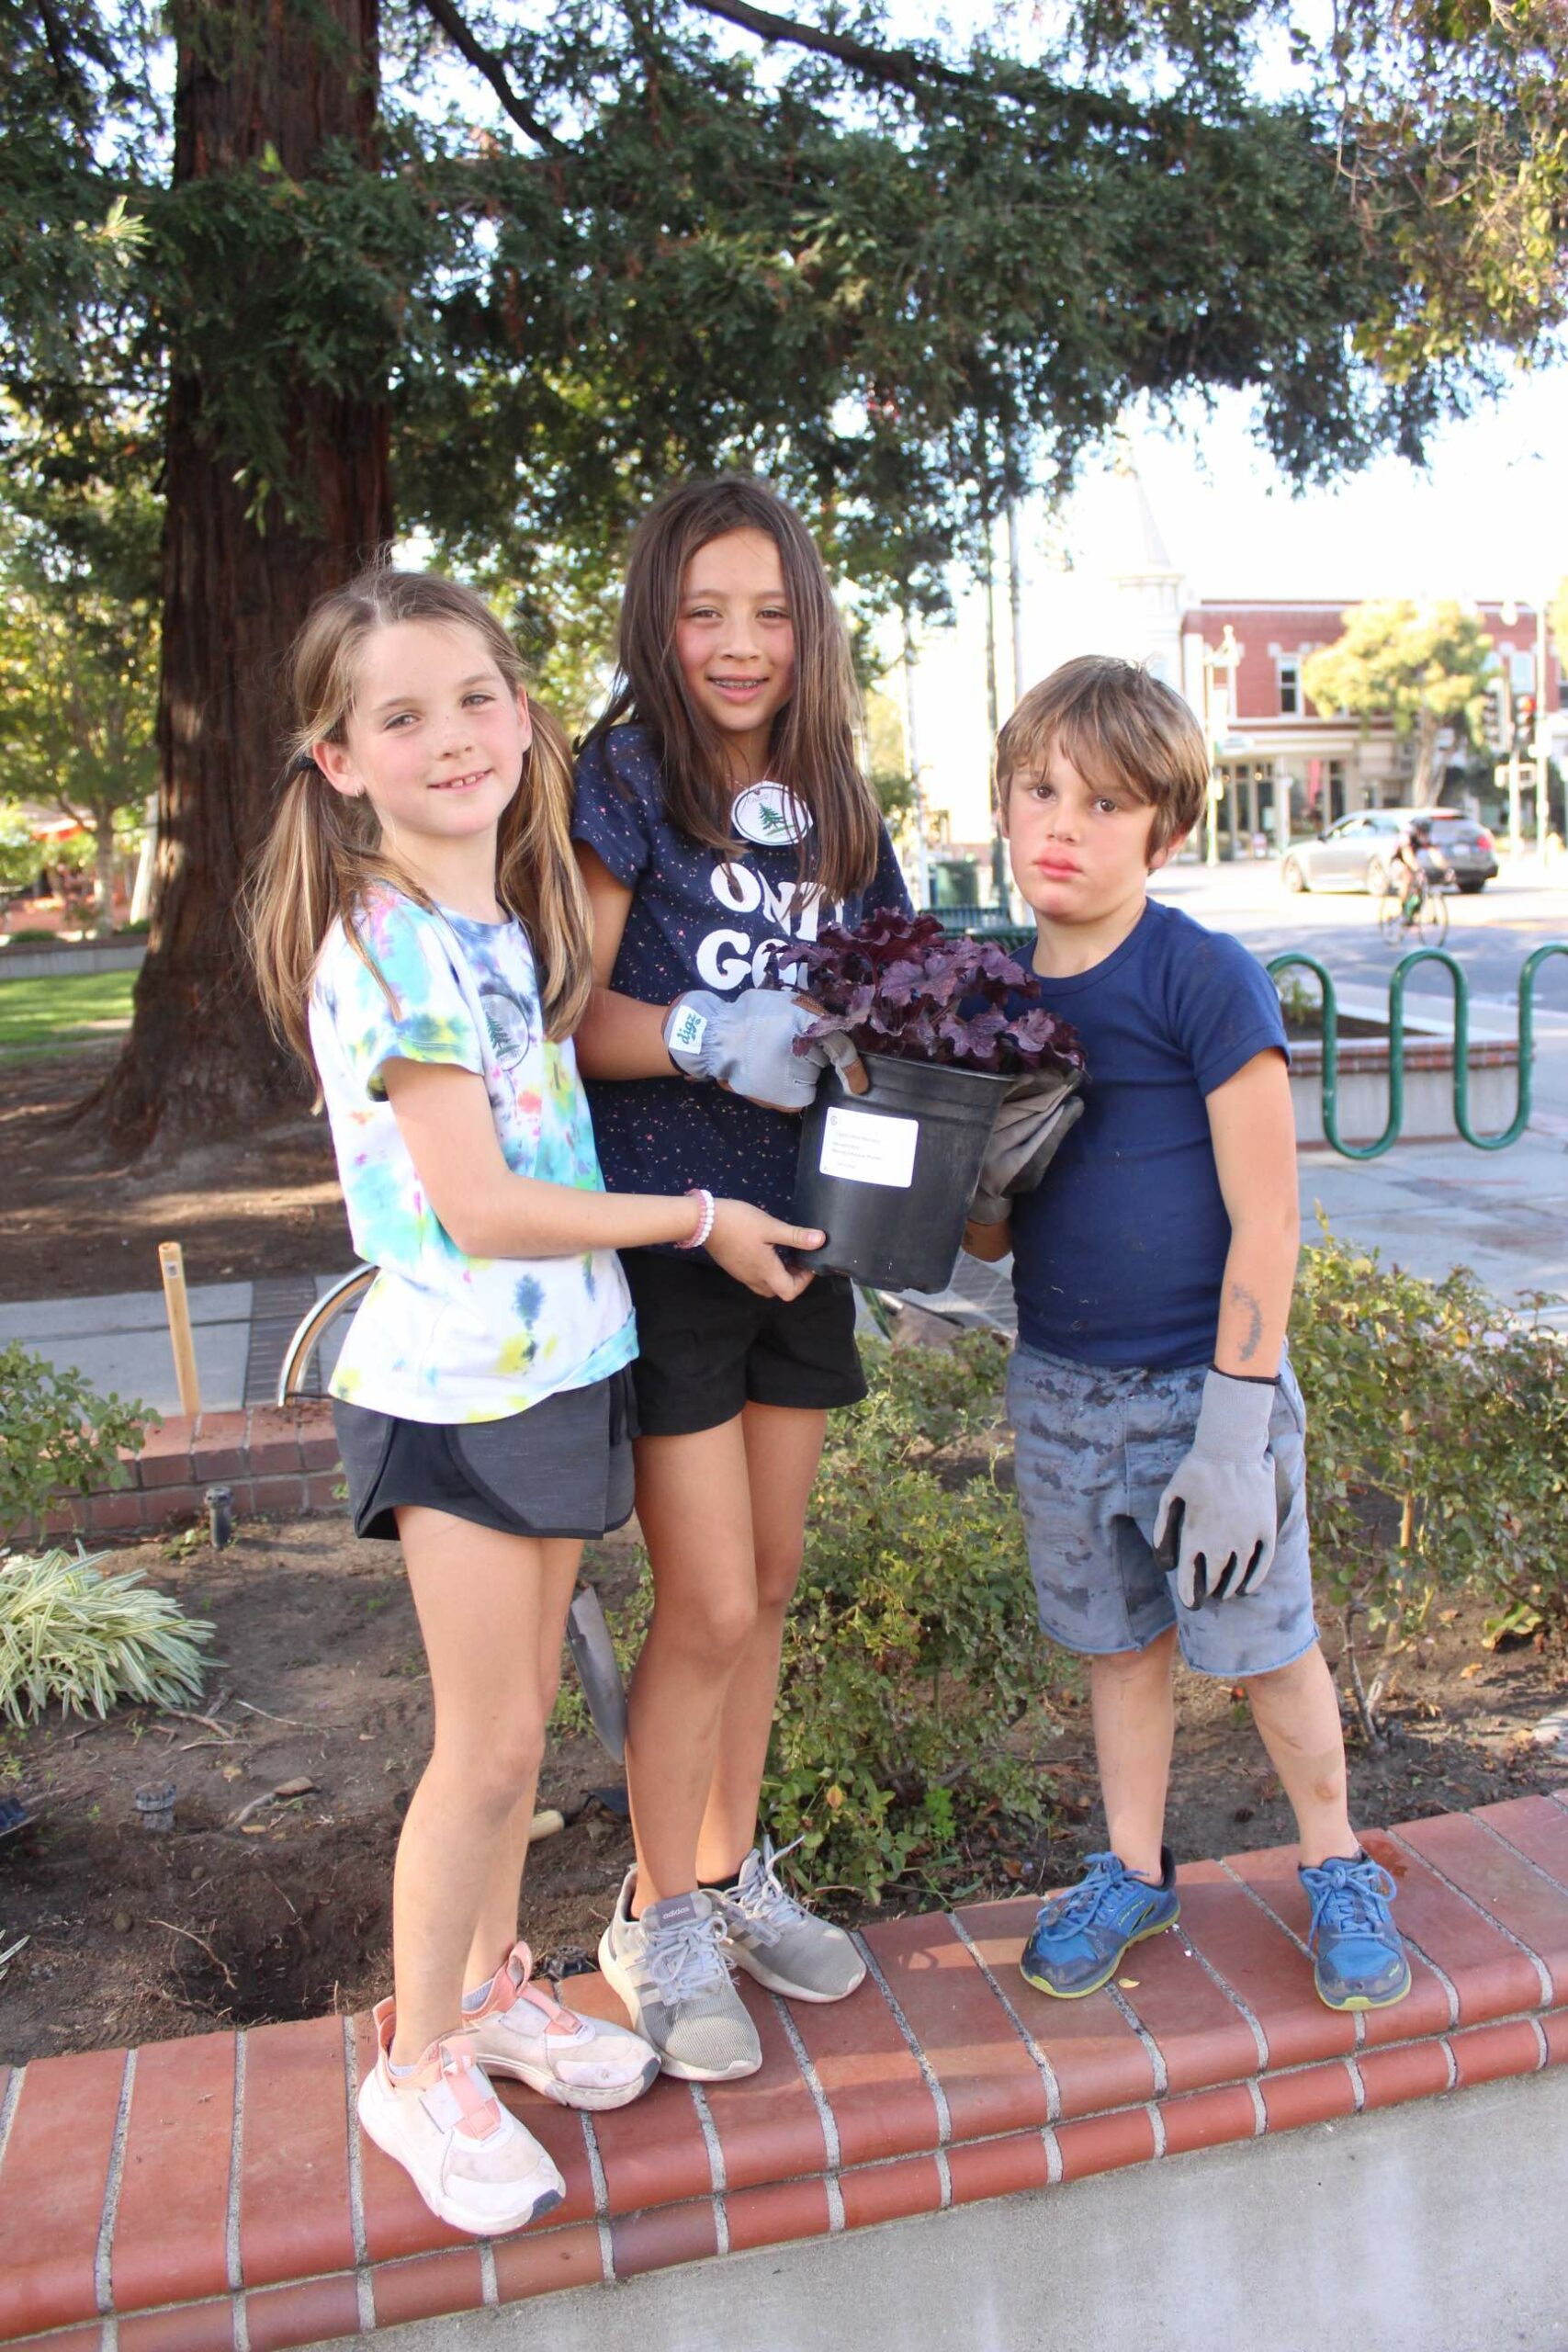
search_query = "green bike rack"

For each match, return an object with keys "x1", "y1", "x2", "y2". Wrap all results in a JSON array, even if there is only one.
[{"x1": 1266, "y1": 943, "x2": 1568, "y2": 1160}]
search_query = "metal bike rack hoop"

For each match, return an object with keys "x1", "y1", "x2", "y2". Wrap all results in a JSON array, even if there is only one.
[{"x1": 1267, "y1": 943, "x2": 1568, "y2": 1161}]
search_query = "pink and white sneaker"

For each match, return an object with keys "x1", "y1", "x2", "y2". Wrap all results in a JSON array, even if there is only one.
[
  {"x1": 356, "y1": 1996, "x2": 564, "y2": 2238},
  {"x1": 465, "y1": 1941, "x2": 660, "y2": 2110}
]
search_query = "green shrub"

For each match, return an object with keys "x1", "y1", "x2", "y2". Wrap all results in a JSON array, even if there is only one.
[
  {"x1": 764, "y1": 1334, "x2": 1063, "y2": 1905},
  {"x1": 0, "y1": 1344, "x2": 157, "y2": 1541},
  {"x1": 1292, "y1": 1232, "x2": 1568, "y2": 1643},
  {"x1": 0, "y1": 1547, "x2": 213, "y2": 1724}
]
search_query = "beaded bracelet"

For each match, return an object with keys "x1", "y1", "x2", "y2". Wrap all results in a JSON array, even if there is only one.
[{"x1": 676, "y1": 1186, "x2": 716, "y2": 1250}]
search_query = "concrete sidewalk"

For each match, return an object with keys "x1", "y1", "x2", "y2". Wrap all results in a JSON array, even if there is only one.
[
  {"x1": 0, "y1": 1270, "x2": 353, "y2": 1419},
  {"x1": 6, "y1": 1126, "x2": 1568, "y2": 1413}
]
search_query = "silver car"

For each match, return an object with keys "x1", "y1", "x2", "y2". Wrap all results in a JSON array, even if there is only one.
[{"x1": 1280, "y1": 807, "x2": 1498, "y2": 897}]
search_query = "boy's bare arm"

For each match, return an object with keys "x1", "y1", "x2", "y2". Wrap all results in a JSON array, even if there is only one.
[
  {"x1": 1206, "y1": 1050, "x2": 1299, "y2": 1379},
  {"x1": 962, "y1": 1215, "x2": 1012, "y2": 1261}
]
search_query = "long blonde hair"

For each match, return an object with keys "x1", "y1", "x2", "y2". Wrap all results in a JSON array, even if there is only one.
[{"x1": 248, "y1": 567, "x2": 593, "y2": 1070}]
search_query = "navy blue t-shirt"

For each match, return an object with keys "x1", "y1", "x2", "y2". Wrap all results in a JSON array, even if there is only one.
[
  {"x1": 571, "y1": 725, "x2": 912, "y2": 1220},
  {"x1": 1009, "y1": 899, "x2": 1289, "y2": 1370}
]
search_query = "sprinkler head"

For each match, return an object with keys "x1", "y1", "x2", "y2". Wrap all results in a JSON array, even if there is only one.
[
  {"x1": 134, "y1": 1781, "x2": 176, "y2": 1834},
  {"x1": 206, "y1": 1485, "x2": 233, "y2": 1549}
]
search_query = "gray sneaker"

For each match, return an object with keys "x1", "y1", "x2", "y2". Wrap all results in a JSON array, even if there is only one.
[
  {"x1": 715, "y1": 1838, "x2": 867, "y2": 2004},
  {"x1": 597, "y1": 1871, "x2": 762, "y2": 2082}
]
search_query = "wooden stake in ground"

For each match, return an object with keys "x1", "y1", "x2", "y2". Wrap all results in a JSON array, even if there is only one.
[{"x1": 158, "y1": 1240, "x2": 202, "y2": 1416}]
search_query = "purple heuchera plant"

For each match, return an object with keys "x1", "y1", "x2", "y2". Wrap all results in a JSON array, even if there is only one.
[{"x1": 776, "y1": 910, "x2": 1087, "y2": 1077}]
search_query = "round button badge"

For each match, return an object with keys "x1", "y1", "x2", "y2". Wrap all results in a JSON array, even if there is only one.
[{"x1": 732, "y1": 781, "x2": 813, "y2": 848}]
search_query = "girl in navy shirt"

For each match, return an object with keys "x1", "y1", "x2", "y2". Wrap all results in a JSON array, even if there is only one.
[{"x1": 572, "y1": 475, "x2": 909, "y2": 2079}]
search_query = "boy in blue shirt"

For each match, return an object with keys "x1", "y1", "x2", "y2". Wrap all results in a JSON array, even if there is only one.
[{"x1": 966, "y1": 656, "x2": 1409, "y2": 2014}]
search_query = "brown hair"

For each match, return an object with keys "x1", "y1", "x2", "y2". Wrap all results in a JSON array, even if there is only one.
[
  {"x1": 996, "y1": 656, "x2": 1210, "y2": 854},
  {"x1": 248, "y1": 567, "x2": 592, "y2": 1071},
  {"x1": 587, "y1": 475, "x2": 880, "y2": 902}
]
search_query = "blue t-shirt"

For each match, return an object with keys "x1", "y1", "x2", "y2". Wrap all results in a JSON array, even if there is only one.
[
  {"x1": 1009, "y1": 899, "x2": 1289, "y2": 1370},
  {"x1": 571, "y1": 725, "x2": 912, "y2": 1219}
]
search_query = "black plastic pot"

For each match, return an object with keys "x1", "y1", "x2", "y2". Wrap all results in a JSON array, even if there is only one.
[{"x1": 793, "y1": 1050, "x2": 1007, "y2": 1293}]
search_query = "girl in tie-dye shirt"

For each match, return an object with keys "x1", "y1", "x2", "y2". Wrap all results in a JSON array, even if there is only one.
[{"x1": 247, "y1": 567, "x2": 822, "y2": 2242}]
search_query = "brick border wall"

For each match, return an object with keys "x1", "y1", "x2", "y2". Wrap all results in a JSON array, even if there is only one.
[
  {"x1": 21, "y1": 1405, "x2": 343, "y2": 1548},
  {"x1": 0, "y1": 1794, "x2": 1564, "y2": 2350}
]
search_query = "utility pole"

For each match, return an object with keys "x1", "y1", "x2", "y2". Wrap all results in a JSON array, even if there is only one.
[
  {"x1": 900, "y1": 613, "x2": 931, "y2": 911},
  {"x1": 1007, "y1": 496, "x2": 1026, "y2": 707},
  {"x1": 981, "y1": 514, "x2": 1010, "y2": 908}
]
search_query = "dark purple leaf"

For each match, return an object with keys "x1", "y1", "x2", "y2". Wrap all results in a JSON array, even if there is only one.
[{"x1": 769, "y1": 909, "x2": 1085, "y2": 1079}]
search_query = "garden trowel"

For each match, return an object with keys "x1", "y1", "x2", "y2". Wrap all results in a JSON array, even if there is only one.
[{"x1": 566, "y1": 1584, "x2": 626, "y2": 1765}]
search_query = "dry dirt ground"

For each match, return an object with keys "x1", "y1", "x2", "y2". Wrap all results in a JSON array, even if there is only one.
[
  {"x1": 2, "y1": 1510, "x2": 1563, "y2": 2066},
  {"x1": 0, "y1": 1044, "x2": 347, "y2": 1302}
]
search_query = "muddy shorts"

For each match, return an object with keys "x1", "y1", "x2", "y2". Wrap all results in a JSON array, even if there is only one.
[
  {"x1": 1005, "y1": 1341, "x2": 1317, "y2": 1680},
  {"x1": 333, "y1": 1367, "x2": 637, "y2": 1544}
]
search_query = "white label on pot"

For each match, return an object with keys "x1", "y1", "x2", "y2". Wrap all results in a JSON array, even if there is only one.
[{"x1": 818, "y1": 1106, "x2": 919, "y2": 1188}]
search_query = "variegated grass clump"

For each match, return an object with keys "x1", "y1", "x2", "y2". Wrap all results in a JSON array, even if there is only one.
[{"x1": 0, "y1": 1548, "x2": 213, "y2": 1728}]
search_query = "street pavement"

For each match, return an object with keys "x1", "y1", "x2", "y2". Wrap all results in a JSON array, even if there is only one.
[{"x1": 6, "y1": 859, "x2": 1568, "y2": 1410}]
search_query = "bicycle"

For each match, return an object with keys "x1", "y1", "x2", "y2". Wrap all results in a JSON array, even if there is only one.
[{"x1": 1378, "y1": 854, "x2": 1450, "y2": 948}]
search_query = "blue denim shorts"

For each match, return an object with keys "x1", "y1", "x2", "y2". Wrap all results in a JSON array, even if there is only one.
[{"x1": 1005, "y1": 1341, "x2": 1318, "y2": 1680}]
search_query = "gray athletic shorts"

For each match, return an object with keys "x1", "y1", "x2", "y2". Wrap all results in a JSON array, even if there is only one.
[
  {"x1": 1005, "y1": 1341, "x2": 1317, "y2": 1680},
  {"x1": 333, "y1": 1366, "x2": 637, "y2": 1544}
]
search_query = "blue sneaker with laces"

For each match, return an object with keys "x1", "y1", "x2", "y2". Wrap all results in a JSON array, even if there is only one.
[
  {"x1": 1299, "y1": 1851, "x2": 1411, "y2": 2011},
  {"x1": 1020, "y1": 1849, "x2": 1180, "y2": 1999}
]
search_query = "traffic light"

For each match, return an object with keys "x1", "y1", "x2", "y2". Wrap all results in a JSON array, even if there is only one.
[
  {"x1": 1516, "y1": 693, "x2": 1538, "y2": 752},
  {"x1": 1482, "y1": 681, "x2": 1508, "y2": 752}
]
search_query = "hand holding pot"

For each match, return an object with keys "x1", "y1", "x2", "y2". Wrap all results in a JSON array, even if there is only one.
[
  {"x1": 1152, "y1": 1370, "x2": 1280, "y2": 1607},
  {"x1": 967, "y1": 1065, "x2": 1085, "y2": 1226},
  {"x1": 663, "y1": 988, "x2": 867, "y2": 1112},
  {"x1": 705, "y1": 1201, "x2": 825, "y2": 1299}
]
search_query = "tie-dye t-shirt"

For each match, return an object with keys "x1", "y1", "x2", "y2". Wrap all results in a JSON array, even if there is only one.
[{"x1": 309, "y1": 888, "x2": 635, "y2": 1422}]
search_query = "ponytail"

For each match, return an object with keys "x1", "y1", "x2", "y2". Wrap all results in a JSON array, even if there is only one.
[{"x1": 496, "y1": 701, "x2": 593, "y2": 1042}]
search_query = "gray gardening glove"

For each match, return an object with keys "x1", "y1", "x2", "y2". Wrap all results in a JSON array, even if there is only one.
[
  {"x1": 1152, "y1": 1370, "x2": 1280, "y2": 1607},
  {"x1": 662, "y1": 988, "x2": 866, "y2": 1113},
  {"x1": 967, "y1": 1067, "x2": 1086, "y2": 1226}
]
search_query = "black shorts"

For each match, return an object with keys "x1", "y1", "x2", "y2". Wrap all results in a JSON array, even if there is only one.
[
  {"x1": 620, "y1": 1250, "x2": 865, "y2": 1438},
  {"x1": 333, "y1": 1367, "x2": 637, "y2": 1543}
]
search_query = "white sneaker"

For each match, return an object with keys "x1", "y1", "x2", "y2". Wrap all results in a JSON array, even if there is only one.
[
  {"x1": 465, "y1": 1941, "x2": 659, "y2": 2110},
  {"x1": 597, "y1": 1869, "x2": 761, "y2": 2082},
  {"x1": 356, "y1": 1996, "x2": 565, "y2": 2238}
]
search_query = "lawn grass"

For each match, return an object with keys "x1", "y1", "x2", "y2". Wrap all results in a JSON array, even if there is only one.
[{"x1": 0, "y1": 971, "x2": 136, "y2": 1055}]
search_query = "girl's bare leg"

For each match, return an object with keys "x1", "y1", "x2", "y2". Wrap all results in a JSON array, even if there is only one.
[
  {"x1": 389, "y1": 1508, "x2": 575, "y2": 2062},
  {"x1": 622, "y1": 1418, "x2": 758, "y2": 1911},
  {"x1": 694, "y1": 1401, "x2": 826, "y2": 1883},
  {"x1": 461, "y1": 1539, "x2": 581, "y2": 1988}
]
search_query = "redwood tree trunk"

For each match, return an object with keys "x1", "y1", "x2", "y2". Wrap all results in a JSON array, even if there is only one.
[{"x1": 96, "y1": 0, "x2": 392, "y2": 1152}]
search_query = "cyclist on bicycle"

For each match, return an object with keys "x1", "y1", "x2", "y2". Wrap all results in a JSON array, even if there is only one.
[{"x1": 1390, "y1": 815, "x2": 1450, "y2": 922}]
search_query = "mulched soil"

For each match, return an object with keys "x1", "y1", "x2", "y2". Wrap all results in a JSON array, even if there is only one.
[
  {"x1": 2, "y1": 1509, "x2": 1563, "y2": 2066},
  {"x1": 0, "y1": 1044, "x2": 347, "y2": 1303}
]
